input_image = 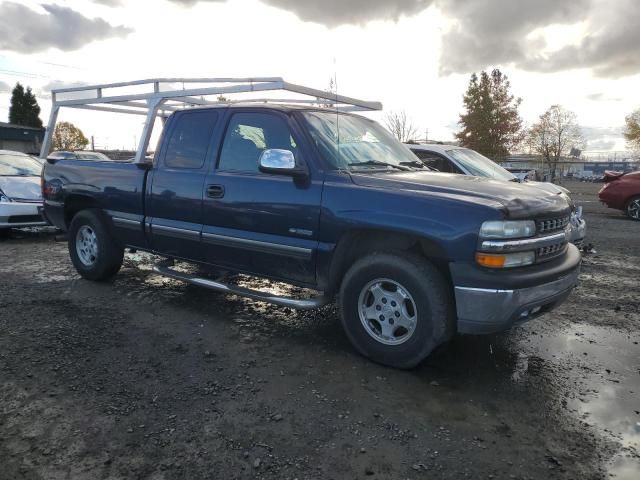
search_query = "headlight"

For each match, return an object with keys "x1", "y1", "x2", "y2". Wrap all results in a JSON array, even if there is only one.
[
  {"x1": 479, "y1": 220, "x2": 536, "y2": 239},
  {"x1": 0, "y1": 190, "x2": 12, "y2": 203},
  {"x1": 476, "y1": 251, "x2": 536, "y2": 268}
]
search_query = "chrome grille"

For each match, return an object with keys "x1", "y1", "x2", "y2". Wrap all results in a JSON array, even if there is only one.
[
  {"x1": 537, "y1": 241, "x2": 567, "y2": 260},
  {"x1": 537, "y1": 216, "x2": 570, "y2": 234}
]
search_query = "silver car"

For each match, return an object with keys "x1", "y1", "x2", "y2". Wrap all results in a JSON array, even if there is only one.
[
  {"x1": 0, "y1": 150, "x2": 47, "y2": 232},
  {"x1": 406, "y1": 144, "x2": 587, "y2": 247}
]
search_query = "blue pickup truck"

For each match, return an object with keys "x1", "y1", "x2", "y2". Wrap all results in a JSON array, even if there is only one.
[{"x1": 42, "y1": 103, "x2": 580, "y2": 368}]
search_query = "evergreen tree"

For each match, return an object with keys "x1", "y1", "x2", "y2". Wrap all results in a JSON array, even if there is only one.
[
  {"x1": 9, "y1": 83, "x2": 43, "y2": 128},
  {"x1": 455, "y1": 69, "x2": 523, "y2": 159}
]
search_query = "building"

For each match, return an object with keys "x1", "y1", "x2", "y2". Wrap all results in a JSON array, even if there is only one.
[{"x1": 0, "y1": 122, "x2": 45, "y2": 154}]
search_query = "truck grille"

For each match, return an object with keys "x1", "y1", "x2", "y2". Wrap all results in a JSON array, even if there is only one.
[
  {"x1": 537, "y1": 241, "x2": 567, "y2": 261},
  {"x1": 537, "y1": 216, "x2": 570, "y2": 234}
]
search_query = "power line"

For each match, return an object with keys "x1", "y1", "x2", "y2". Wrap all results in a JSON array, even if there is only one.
[{"x1": 0, "y1": 68, "x2": 49, "y2": 79}]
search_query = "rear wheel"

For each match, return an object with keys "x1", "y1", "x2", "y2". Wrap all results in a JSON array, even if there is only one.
[
  {"x1": 339, "y1": 251, "x2": 455, "y2": 369},
  {"x1": 626, "y1": 197, "x2": 640, "y2": 221},
  {"x1": 68, "y1": 209, "x2": 124, "y2": 281}
]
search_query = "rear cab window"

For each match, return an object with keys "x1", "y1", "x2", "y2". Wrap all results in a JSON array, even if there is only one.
[{"x1": 163, "y1": 110, "x2": 219, "y2": 169}]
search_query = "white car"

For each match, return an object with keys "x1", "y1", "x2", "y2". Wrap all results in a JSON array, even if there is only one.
[
  {"x1": 0, "y1": 150, "x2": 47, "y2": 233},
  {"x1": 406, "y1": 144, "x2": 587, "y2": 247}
]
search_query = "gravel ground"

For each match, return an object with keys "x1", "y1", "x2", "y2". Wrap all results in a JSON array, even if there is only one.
[{"x1": 0, "y1": 180, "x2": 638, "y2": 480}]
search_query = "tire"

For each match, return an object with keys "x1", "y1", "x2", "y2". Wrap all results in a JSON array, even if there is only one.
[
  {"x1": 626, "y1": 196, "x2": 640, "y2": 221},
  {"x1": 68, "y1": 209, "x2": 124, "y2": 281},
  {"x1": 339, "y1": 251, "x2": 455, "y2": 369}
]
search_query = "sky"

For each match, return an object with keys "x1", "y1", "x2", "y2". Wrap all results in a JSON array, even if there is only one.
[{"x1": 0, "y1": 0, "x2": 639, "y2": 156}]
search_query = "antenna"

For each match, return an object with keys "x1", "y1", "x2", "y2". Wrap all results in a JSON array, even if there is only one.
[{"x1": 333, "y1": 57, "x2": 340, "y2": 164}]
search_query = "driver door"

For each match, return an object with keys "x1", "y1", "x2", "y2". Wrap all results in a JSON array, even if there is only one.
[{"x1": 201, "y1": 110, "x2": 323, "y2": 285}]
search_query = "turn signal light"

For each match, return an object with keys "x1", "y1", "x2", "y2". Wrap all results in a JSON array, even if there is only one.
[
  {"x1": 476, "y1": 251, "x2": 536, "y2": 268},
  {"x1": 476, "y1": 253, "x2": 506, "y2": 268}
]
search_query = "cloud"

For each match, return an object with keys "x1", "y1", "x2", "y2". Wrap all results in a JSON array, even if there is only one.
[
  {"x1": 38, "y1": 80, "x2": 90, "y2": 99},
  {"x1": 439, "y1": 0, "x2": 640, "y2": 79},
  {"x1": 0, "y1": 81, "x2": 12, "y2": 94},
  {"x1": 586, "y1": 93, "x2": 622, "y2": 102},
  {"x1": 0, "y1": 3, "x2": 132, "y2": 53},
  {"x1": 519, "y1": 0, "x2": 640, "y2": 78},
  {"x1": 168, "y1": 0, "x2": 435, "y2": 26},
  {"x1": 582, "y1": 125, "x2": 623, "y2": 151},
  {"x1": 438, "y1": 0, "x2": 592, "y2": 75},
  {"x1": 93, "y1": 0, "x2": 123, "y2": 5},
  {"x1": 587, "y1": 138, "x2": 616, "y2": 150}
]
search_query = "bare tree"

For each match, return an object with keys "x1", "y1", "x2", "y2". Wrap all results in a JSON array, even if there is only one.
[
  {"x1": 384, "y1": 110, "x2": 418, "y2": 143},
  {"x1": 527, "y1": 105, "x2": 583, "y2": 181}
]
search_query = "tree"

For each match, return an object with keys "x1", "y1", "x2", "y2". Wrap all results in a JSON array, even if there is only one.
[
  {"x1": 527, "y1": 105, "x2": 583, "y2": 181},
  {"x1": 9, "y1": 82, "x2": 43, "y2": 128},
  {"x1": 52, "y1": 122, "x2": 89, "y2": 151},
  {"x1": 455, "y1": 69, "x2": 524, "y2": 159},
  {"x1": 624, "y1": 108, "x2": 640, "y2": 151},
  {"x1": 384, "y1": 110, "x2": 418, "y2": 142}
]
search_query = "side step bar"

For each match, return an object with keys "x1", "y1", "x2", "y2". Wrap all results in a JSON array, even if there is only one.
[{"x1": 153, "y1": 265, "x2": 331, "y2": 310}]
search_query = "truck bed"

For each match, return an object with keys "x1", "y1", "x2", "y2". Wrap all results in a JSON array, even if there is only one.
[{"x1": 42, "y1": 159, "x2": 148, "y2": 242}]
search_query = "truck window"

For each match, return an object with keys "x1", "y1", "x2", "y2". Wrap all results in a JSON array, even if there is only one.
[
  {"x1": 218, "y1": 112, "x2": 297, "y2": 173},
  {"x1": 164, "y1": 111, "x2": 218, "y2": 169}
]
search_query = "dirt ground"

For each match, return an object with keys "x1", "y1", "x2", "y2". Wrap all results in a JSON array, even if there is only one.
[{"x1": 1, "y1": 181, "x2": 638, "y2": 480}]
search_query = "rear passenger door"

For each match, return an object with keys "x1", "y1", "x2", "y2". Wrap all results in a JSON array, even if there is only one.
[
  {"x1": 146, "y1": 110, "x2": 219, "y2": 260},
  {"x1": 201, "y1": 110, "x2": 322, "y2": 285}
]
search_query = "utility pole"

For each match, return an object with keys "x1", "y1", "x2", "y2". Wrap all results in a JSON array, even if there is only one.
[
  {"x1": 91, "y1": 136, "x2": 95, "y2": 151},
  {"x1": 425, "y1": 128, "x2": 429, "y2": 142}
]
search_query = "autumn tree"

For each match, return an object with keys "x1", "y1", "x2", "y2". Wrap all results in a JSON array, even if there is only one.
[
  {"x1": 384, "y1": 110, "x2": 418, "y2": 142},
  {"x1": 52, "y1": 122, "x2": 89, "y2": 151},
  {"x1": 624, "y1": 108, "x2": 640, "y2": 151},
  {"x1": 456, "y1": 69, "x2": 523, "y2": 159},
  {"x1": 528, "y1": 105, "x2": 583, "y2": 181},
  {"x1": 9, "y1": 82, "x2": 43, "y2": 128}
]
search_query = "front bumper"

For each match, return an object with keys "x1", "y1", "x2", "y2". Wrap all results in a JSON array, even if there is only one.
[
  {"x1": 0, "y1": 201, "x2": 47, "y2": 228},
  {"x1": 452, "y1": 244, "x2": 581, "y2": 334}
]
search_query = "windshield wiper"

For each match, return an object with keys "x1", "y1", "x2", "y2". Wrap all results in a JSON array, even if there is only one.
[
  {"x1": 399, "y1": 160, "x2": 427, "y2": 169},
  {"x1": 350, "y1": 160, "x2": 410, "y2": 171}
]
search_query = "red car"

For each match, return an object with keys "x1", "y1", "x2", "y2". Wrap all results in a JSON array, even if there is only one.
[{"x1": 598, "y1": 170, "x2": 640, "y2": 220}]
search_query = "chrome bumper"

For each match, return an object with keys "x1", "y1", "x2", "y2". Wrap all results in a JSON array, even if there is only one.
[
  {"x1": 454, "y1": 267, "x2": 580, "y2": 334},
  {"x1": 0, "y1": 201, "x2": 47, "y2": 228}
]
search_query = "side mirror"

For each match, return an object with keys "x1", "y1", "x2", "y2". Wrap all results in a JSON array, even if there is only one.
[{"x1": 259, "y1": 149, "x2": 307, "y2": 177}]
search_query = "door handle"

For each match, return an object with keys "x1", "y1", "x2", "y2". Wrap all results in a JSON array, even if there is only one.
[{"x1": 206, "y1": 184, "x2": 225, "y2": 199}]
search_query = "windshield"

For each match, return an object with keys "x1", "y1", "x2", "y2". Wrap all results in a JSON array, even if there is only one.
[
  {"x1": 447, "y1": 148, "x2": 516, "y2": 181},
  {"x1": 302, "y1": 111, "x2": 419, "y2": 171},
  {"x1": 0, "y1": 154, "x2": 42, "y2": 176}
]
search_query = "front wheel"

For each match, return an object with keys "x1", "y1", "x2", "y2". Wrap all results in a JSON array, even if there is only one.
[
  {"x1": 68, "y1": 209, "x2": 124, "y2": 281},
  {"x1": 626, "y1": 197, "x2": 640, "y2": 221},
  {"x1": 339, "y1": 251, "x2": 455, "y2": 369}
]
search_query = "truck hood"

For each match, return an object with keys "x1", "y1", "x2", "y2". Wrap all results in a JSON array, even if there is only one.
[
  {"x1": 350, "y1": 171, "x2": 571, "y2": 219},
  {"x1": 0, "y1": 176, "x2": 42, "y2": 201},
  {"x1": 525, "y1": 180, "x2": 570, "y2": 196}
]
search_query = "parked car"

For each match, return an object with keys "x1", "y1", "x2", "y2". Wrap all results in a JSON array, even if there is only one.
[
  {"x1": 49, "y1": 151, "x2": 112, "y2": 161},
  {"x1": 42, "y1": 101, "x2": 583, "y2": 369},
  {"x1": 406, "y1": 144, "x2": 587, "y2": 247},
  {"x1": 0, "y1": 150, "x2": 47, "y2": 233},
  {"x1": 598, "y1": 170, "x2": 640, "y2": 220}
]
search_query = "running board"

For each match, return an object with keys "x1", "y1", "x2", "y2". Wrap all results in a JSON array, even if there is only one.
[{"x1": 153, "y1": 265, "x2": 331, "y2": 310}]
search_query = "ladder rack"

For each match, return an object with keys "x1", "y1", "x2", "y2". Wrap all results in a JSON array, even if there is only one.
[{"x1": 40, "y1": 77, "x2": 383, "y2": 163}]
